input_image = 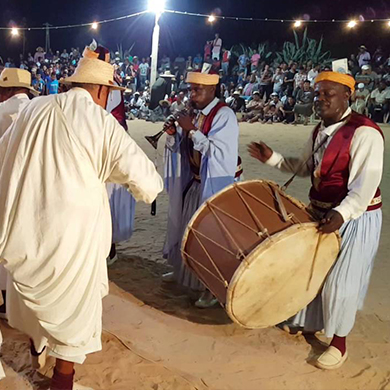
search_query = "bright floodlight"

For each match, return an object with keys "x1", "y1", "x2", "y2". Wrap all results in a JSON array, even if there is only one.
[
  {"x1": 148, "y1": 0, "x2": 166, "y2": 13},
  {"x1": 208, "y1": 15, "x2": 216, "y2": 23},
  {"x1": 294, "y1": 20, "x2": 302, "y2": 28},
  {"x1": 11, "y1": 27, "x2": 19, "y2": 36},
  {"x1": 91, "y1": 22, "x2": 98, "y2": 30},
  {"x1": 347, "y1": 20, "x2": 357, "y2": 28},
  {"x1": 387, "y1": 20, "x2": 390, "y2": 27}
]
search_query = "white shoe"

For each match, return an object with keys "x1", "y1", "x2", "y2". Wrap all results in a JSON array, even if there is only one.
[
  {"x1": 315, "y1": 346, "x2": 348, "y2": 370},
  {"x1": 106, "y1": 254, "x2": 118, "y2": 266},
  {"x1": 162, "y1": 272, "x2": 175, "y2": 283},
  {"x1": 31, "y1": 347, "x2": 47, "y2": 370}
]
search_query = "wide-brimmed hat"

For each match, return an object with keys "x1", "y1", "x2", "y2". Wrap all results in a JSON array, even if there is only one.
[
  {"x1": 270, "y1": 92, "x2": 279, "y2": 97},
  {"x1": 160, "y1": 70, "x2": 175, "y2": 78},
  {"x1": 359, "y1": 45, "x2": 367, "y2": 50},
  {"x1": 60, "y1": 57, "x2": 124, "y2": 90},
  {"x1": 0, "y1": 68, "x2": 39, "y2": 96},
  {"x1": 361, "y1": 64, "x2": 370, "y2": 70},
  {"x1": 159, "y1": 99, "x2": 171, "y2": 106}
]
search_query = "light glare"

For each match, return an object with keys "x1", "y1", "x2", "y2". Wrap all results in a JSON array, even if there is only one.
[
  {"x1": 208, "y1": 15, "x2": 216, "y2": 23},
  {"x1": 11, "y1": 27, "x2": 19, "y2": 36},
  {"x1": 294, "y1": 20, "x2": 302, "y2": 28},
  {"x1": 148, "y1": 0, "x2": 166, "y2": 13},
  {"x1": 91, "y1": 22, "x2": 98, "y2": 30},
  {"x1": 347, "y1": 20, "x2": 357, "y2": 28}
]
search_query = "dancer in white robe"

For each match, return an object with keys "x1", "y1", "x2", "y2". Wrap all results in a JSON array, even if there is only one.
[
  {"x1": 0, "y1": 68, "x2": 37, "y2": 326},
  {"x1": 0, "y1": 51, "x2": 163, "y2": 389},
  {"x1": 248, "y1": 71, "x2": 383, "y2": 370},
  {"x1": 85, "y1": 42, "x2": 137, "y2": 265}
]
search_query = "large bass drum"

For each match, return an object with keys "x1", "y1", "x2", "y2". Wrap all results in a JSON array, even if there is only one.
[{"x1": 182, "y1": 180, "x2": 340, "y2": 328}]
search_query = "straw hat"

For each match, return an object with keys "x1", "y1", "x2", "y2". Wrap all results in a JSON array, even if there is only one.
[
  {"x1": 186, "y1": 72, "x2": 219, "y2": 85},
  {"x1": 159, "y1": 99, "x2": 171, "y2": 106},
  {"x1": 0, "y1": 68, "x2": 39, "y2": 96},
  {"x1": 160, "y1": 70, "x2": 175, "y2": 78},
  {"x1": 60, "y1": 57, "x2": 124, "y2": 90}
]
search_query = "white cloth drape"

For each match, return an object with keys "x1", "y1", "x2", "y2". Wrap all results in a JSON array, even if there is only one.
[{"x1": 0, "y1": 88, "x2": 163, "y2": 363}]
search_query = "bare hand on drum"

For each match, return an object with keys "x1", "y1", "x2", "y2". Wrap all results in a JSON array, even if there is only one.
[
  {"x1": 247, "y1": 142, "x2": 273, "y2": 163},
  {"x1": 319, "y1": 210, "x2": 344, "y2": 234}
]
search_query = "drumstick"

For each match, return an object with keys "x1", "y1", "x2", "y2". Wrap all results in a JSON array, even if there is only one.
[
  {"x1": 307, "y1": 233, "x2": 323, "y2": 291},
  {"x1": 151, "y1": 200, "x2": 156, "y2": 216},
  {"x1": 151, "y1": 153, "x2": 158, "y2": 216}
]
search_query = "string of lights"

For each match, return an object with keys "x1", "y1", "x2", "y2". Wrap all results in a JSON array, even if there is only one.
[
  {"x1": 165, "y1": 9, "x2": 390, "y2": 25},
  {"x1": 2, "y1": 8, "x2": 390, "y2": 35},
  {"x1": 1, "y1": 10, "x2": 148, "y2": 32}
]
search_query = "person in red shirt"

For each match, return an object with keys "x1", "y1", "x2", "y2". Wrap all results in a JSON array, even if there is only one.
[{"x1": 222, "y1": 48, "x2": 231, "y2": 75}]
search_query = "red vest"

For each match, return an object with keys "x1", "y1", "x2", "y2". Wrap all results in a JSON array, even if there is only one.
[
  {"x1": 309, "y1": 111, "x2": 383, "y2": 212},
  {"x1": 202, "y1": 102, "x2": 243, "y2": 178}
]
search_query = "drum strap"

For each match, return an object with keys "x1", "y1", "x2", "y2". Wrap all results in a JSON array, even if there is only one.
[{"x1": 281, "y1": 132, "x2": 329, "y2": 192}]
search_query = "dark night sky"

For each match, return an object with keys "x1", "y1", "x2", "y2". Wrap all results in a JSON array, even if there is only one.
[{"x1": 1, "y1": 0, "x2": 390, "y2": 60}]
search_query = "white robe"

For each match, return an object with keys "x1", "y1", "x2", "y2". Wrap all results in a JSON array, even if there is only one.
[
  {"x1": 0, "y1": 93, "x2": 31, "y2": 293},
  {"x1": 0, "y1": 88, "x2": 163, "y2": 365},
  {"x1": 106, "y1": 87, "x2": 136, "y2": 244}
]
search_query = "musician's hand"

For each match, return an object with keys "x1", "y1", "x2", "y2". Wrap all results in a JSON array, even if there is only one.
[
  {"x1": 164, "y1": 122, "x2": 176, "y2": 136},
  {"x1": 247, "y1": 142, "x2": 273, "y2": 163},
  {"x1": 319, "y1": 210, "x2": 344, "y2": 234},
  {"x1": 176, "y1": 111, "x2": 196, "y2": 133}
]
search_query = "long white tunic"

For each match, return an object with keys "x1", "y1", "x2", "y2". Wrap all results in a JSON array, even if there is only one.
[
  {"x1": 265, "y1": 108, "x2": 384, "y2": 337},
  {"x1": 0, "y1": 93, "x2": 31, "y2": 292},
  {"x1": 0, "y1": 88, "x2": 163, "y2": 363},
  {"x1": 0, "y1": 93, "x2": 30, "y2": 138}
]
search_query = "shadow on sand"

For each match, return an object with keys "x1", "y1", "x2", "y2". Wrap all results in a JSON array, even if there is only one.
[{"x1": 108, "y1": 254, "x2": 232, "y2": 326}]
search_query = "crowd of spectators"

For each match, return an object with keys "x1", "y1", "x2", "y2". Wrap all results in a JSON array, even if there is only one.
[{"x1": 1, "y1": 40, "x2": 389, "y2": 124}]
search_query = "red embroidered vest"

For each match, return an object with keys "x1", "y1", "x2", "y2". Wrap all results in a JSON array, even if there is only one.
[
  {"x1": 309, "y1": 111, "x2": 383, "y2": 212},
  {"x1": 188, "y1": 101, "x2": 243, "y2": 179}
]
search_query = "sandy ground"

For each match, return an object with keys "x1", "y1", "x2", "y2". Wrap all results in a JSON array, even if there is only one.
[{"x1": 0, "y1": 120, "x2": 389, "y2": 390}]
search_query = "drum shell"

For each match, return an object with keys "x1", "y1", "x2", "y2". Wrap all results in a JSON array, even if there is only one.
[{"x1": 181, "y1": 180, "x2": 340, "y2": 328}]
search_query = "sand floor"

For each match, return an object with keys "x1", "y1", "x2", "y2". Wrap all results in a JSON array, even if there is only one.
[{"x1": 0, "y1": 120, "x2": 389, "y2": 390}]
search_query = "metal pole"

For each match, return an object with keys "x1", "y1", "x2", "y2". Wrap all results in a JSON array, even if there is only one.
[
  {"x1": 22, "y1": 31, "x2": 26, "y2": 57},
  {"x1": 43, "y1": 23, "x2": 51, "y2": 52},
  {"x1": 150, "y1": 12, "x2": 161, "y2": 86}
]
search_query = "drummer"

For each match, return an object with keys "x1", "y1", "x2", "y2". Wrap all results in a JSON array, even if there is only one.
[
  {"x1": 163, "y1": 66, "x2": 240, "y2": 308},
  {"x1": 248, "y1": 71, "x2": 384, "y2": 370}
]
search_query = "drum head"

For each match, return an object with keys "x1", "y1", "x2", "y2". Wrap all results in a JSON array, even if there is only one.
[{"x1": 226, "y1": 223, "x2": 340, "y2": 329}]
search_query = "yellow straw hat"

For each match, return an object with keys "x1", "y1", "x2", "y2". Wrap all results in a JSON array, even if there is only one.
[
  {"x1": 60, "y1": 57, "x2": 124, "y2": 90},
  {"x1": 186, "y1": 72, "x2": 219, "y2": 85},
  {"x1": 0, "y1": 68, "x2": 39, "y2": 96}
]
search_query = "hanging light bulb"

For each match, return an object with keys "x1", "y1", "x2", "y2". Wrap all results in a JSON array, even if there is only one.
[
  {"x1": 294, "y1": 20, "x2": 302, "y2": 28},
  {"x1": 91, "y1": 22, "x2": 98, "y2": 30},
  {"x1": 147, "y1": 0, "x2": 166, "y2": 14},
  {"x1": 11, "y1": 27, "x2": 19, "y2": 36},
  {"x1": 208, "y1": 15, "x2": 216, "y2": 23},
  {"x1": 347, "y1": 20, "x2": 357, "y2": 28}
]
